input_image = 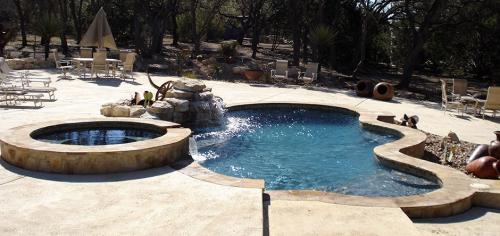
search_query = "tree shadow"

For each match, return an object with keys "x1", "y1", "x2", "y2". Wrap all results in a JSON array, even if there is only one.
[
  {"x1": 0, "y1": 158, "x2": 176, "y2": 183},
  {"x1": 85, "y1": 78, "x2": 142, "y2": 87},
  {"x1": 413, "y1": 207, "x2": 500, "y2": 223},
  {"x1": 0, "y1": 104, "x2": 43, "y2": 109}
]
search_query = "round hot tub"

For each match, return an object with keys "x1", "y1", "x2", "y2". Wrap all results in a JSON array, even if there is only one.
[{"x1": 0, "y1": 118, "x2": 191, "y2": 174}]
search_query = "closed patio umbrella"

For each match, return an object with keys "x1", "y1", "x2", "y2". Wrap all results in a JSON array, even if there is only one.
[{"x1": 80, "y1": 7, "x2": 117, "y2": 49}]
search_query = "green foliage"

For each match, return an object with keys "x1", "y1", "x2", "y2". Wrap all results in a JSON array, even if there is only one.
[
  {"x1": 32, "y1": 15, "x2": 61, "y2": 40},
  {"x1": 310, "y1": 25, "x2": 335, "y2": 48},
  {"x1": 219, "y1": 40, "x2": 238, "y2": 59}
]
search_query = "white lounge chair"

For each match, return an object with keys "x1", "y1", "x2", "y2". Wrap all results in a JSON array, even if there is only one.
[
  {"x1": 298, "y1": 62, "x2": 319, "y2": 86},
  {"x1": 0, "y1": 57, "x2": 51, "y2": 87},
  {"x1": 482, "y1": 86, "x2": 500, "y2": 119},
  {"x1": 271, "y1": 60, "x2": 289, "y2": 84},
  {"x1": 0, "y1": 81, "x2": 43, "y2": 107}
]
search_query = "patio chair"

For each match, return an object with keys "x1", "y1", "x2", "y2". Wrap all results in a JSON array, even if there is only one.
[
  {"x1": 52, "y1": 50, "x2": 73, "y2": 79},
  {"x1": 119, "y1": 49, "x2": 133, "y2": 63},
  {"x1": 271, "y1": 60, "x2": 289, "y2": 84},
  {"x1": 482, "y1": 87, "x2": 500, "y2": 119},
  {"x1": 80, "y1": 48, "x2": 93, "y2": 58},
  {"x1": 90, "y1": 51, "x2": 109, "y2": 78},
  {"x1": 451, "y1": 79, "x2": 468, "y2": 100},
  {"x1": 440, "y1": 79, "x2": 463, "y2": 114},
  {"x1": 119, "y1": 53, "x2": 136, "y2": 80},
  {"x1": 298, "y1": 62, "x2": 319, "y2": 86}
]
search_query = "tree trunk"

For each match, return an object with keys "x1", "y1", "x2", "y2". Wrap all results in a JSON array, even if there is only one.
[
  {"x1": 353, "y1": 13, "x2": 368, "y2": 78},
  {"x1": 44, "y1": 43, "x2": 50, "y2": 60},
  {"x1": 190, "y1": 0, "x2": 200, "y2": 55},
  {"x1": 58, "y1": 0, "x2": 69, "y2": 56},
  {"x1": 398, "y1": 0, "x2": 449, "y2": 89},
  {"x1": 251, "y1": 27, "x2": 261, "y2": 59},
  {"x1": 69, "y1": 0, "x2": 84, "y2": 44},
  {"x1": 13, "y1": 0, "x2": 27, "y2": 47},
  {"x1": 290, "y1": 0, "x2": 302, "y2": 66},
  {"x1": 0, "y1": 27, "x2": 16, "y2": 57},
  {"x1": 171, "y1": 12, "x2": 178, "y2": 46},
  {"x1": 302, "y1": 27, "x2": 309, "y2": 63}
]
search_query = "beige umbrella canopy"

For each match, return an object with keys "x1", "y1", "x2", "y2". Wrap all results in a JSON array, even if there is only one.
[{"x1": 80, "y1": 7, "x2": 117, "y2": 49}]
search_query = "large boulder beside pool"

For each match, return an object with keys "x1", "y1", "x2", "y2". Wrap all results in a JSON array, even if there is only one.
[
  {"x1": 100, "y1": 78, "x2": 224, "y2": 125},
  {"x1": 147, "y1": 101, "x2": 174, "y2": 120},
  {"x1": 173, "y1": 78, "x2": 206, "y2": 93}
]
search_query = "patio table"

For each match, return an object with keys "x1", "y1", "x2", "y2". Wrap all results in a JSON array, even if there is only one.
[{"x1": 73, "y1": 58, "x2": 122, "y2": 79}]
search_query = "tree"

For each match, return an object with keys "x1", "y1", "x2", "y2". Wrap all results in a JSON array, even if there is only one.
[
  {"x1": 352, "y1": 0, "x2": 398, "y2": 77},
  {"x1": 69, "y1": 0, "x2": 85, "y2": 44},
  {"x1": 398, "y1": 0, "x2": 449, "y2": 88},
  {"x1": 188, "y1": 0, "x2": 227, "y2": 55},
  {"x1": 56, "y1": 0, "x2": 70, "y2": 56},
  {"x1": 13, "y1": 0, "x2": 29, "y2": 48},
  {"x1": 33, "y1": 14, "x2": 60, "y2": 60}
]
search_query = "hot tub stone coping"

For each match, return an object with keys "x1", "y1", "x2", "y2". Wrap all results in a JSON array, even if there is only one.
[
  {"x1": 176, "y1": 101, "x2": 496, "y2": 218},
  {"x1": 0, "y1": 118, "x2": 186, "y2": 153},
  {"x1": 0, "y1": 118, "x2": 191, "y2": 174}
]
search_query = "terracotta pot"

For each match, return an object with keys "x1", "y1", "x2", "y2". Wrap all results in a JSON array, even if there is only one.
[
  {"x1": 465, "y1": 156, "x2": 499, "y2": 179},
  {"x1": 489, "y1": 131, "x2": 500, "y2": 159},
  {"x1": 356, "y1": 80, "x2": 374, "y2": 97},
  {"x1": 243, "y1": 70, "x2": 263, "y2": 81},
  {"x1": 373, "y1": 82, "x2": 394, "y2": 101},
  {"x1": 467, "y1": 144, "x2": 490, "y2": 164}
]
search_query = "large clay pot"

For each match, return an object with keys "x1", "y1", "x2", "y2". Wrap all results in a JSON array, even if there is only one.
[
  {"x1": 373, "y1": 82, "x2": 394, "y2": 101},
  {"x1": 243, "y1": 70, "x2": 263, "y2": 81},
  {"x1": 467, "y1": 144, "x2": 490, "y2": 164},
  {"x1": 356, "y1": 80, "x2": 374, "y2": 97},
  {"x1": 489, "y1": 131, "x2": 500, "y2": 159},
  {"x1": 465, "y1": 156, "x2": 499, "y2": 179}
]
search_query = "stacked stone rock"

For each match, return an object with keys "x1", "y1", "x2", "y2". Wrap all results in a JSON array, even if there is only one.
[{"x1": 101, "y1": 79, "x2": 223, "y2": 126}]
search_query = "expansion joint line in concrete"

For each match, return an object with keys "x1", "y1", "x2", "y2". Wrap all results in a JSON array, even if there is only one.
[
  {"x1": 0, "y1": 176, "x2": 25, "y2": 186},
  {"x1": 354, "y1": 98, "x2": 368, "y2": 107}
]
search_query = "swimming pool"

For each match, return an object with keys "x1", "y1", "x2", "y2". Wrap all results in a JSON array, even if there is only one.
[{"x1": 192, "y1": 107, "x2": 439, "y2": 197}]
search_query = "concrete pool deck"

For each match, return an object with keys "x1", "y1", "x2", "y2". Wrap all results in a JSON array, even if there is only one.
[{"x1": 1, "y1": 70, "x2": 500, "y2": 235}]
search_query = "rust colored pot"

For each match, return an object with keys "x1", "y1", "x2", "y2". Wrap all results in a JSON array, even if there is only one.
[
  {"x1": 373, "y1": 82, "x2": 394, "y2": 101},
  {"x1": 465, "y1": 156, "x2": 499, "y2": 179},
  {"x1": 243, "y1": 70, "x2": 263, "y2": 81},
  {"x1": 356, "y1": 80, "x2": 374, "y2": 97},
  {"x1": 467, "y1": 144, "x2": 490, "y2": 164},
  {"x1": 489, "y1": 131, "x2": 500, "y2": 159}
]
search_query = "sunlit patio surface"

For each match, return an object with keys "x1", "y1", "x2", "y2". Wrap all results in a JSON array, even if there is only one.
[{"x1": 1, "y1": 69, "x2": 500, "y2": 235}]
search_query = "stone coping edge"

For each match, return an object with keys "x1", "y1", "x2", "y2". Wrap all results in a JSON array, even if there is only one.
[
  {"x1": 0, "y1": 118, "x2": 191, "y2": 174},
  {"x1": 176, "y1": 101, "x2": 488, "y2": 218}
]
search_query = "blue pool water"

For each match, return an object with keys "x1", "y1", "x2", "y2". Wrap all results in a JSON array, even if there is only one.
[
  {"x1": 35, "y1": 127, "x2": 164, "y2": 146},
  {"x1": 192, "y1": 107, "x2": 439, "y2": 197}
]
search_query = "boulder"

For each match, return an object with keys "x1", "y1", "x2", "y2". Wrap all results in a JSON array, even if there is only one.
[
  {"x1": 100, "y1": 104, "x2": 113, "y2": 117},
  {"x1": 111, "y1": 105, "x2": 131, "y2": 117},
  {"x1": 202, "y1": 57, "x2": 217, "y2": 66},
  {"x1": 165, "y1": 89, "x2": 194, "y2": 99},
  {"x1": 147, "y1": 101, "x2": 174, "y2": 120},
  {"x1": 448, "y1": 132, "x2": 460, "y2": 143},
  {"x1": 173, "y1": 79, "x2": 206, "y2": 93},
  {"x1": 130, "y1": 106, "x2": 147, "y2": 117},
  {"x1": 193, "y1": 91, "x2": 214, "y2": 101},
  {"x1": 173, "y1": 112, "x2": 187, "y2": 124},
  {"x1": 166, "y1": 98, "x2": 190, "y2": 112}
]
